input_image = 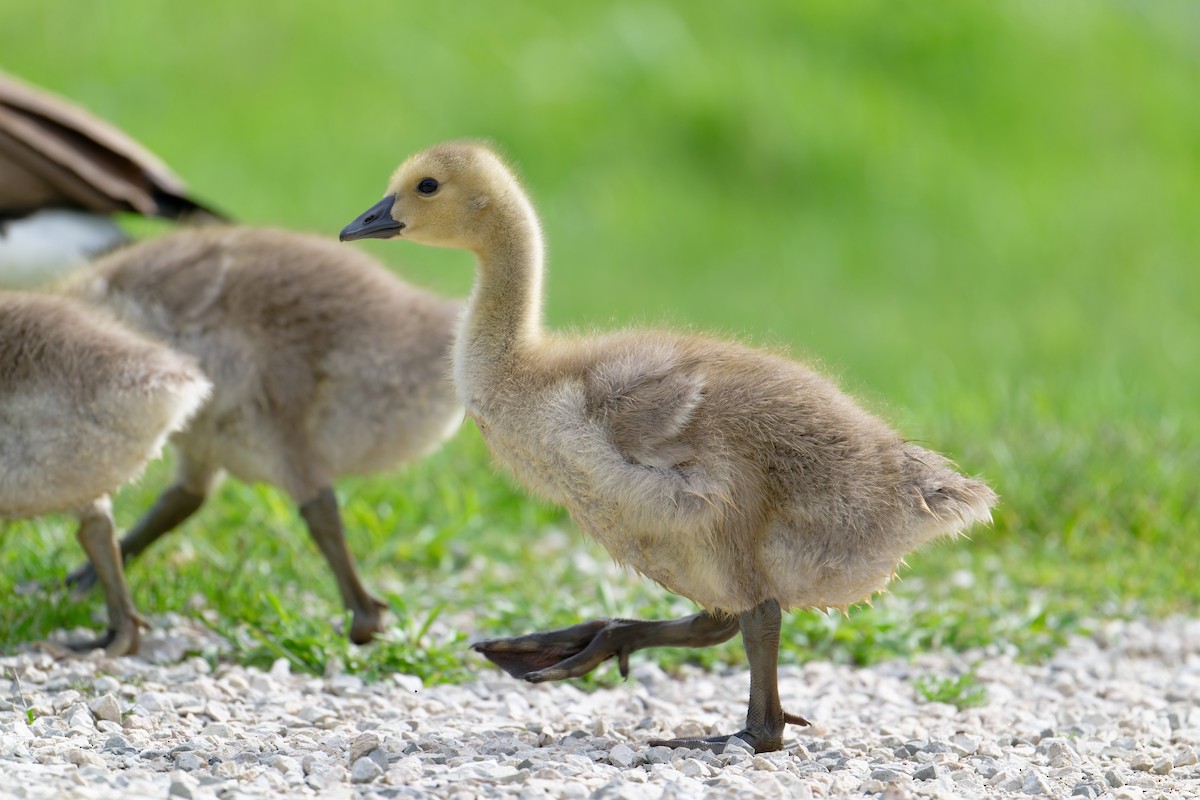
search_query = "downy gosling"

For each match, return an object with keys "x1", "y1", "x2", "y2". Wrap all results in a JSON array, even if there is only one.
[
  {"x1": 1, "y1": 293, "x2": 209, "y2": 655},
  {"x1": 62, "y1": 227, "x2": 463, "y2": 644},
  {"x1": 341, "y1": 141, "x2": 997, "y2": 753}
]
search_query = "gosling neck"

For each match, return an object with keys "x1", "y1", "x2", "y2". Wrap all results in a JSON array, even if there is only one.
[{"x1": 458, "y1": 189, "x2": 545, "y2": 366}]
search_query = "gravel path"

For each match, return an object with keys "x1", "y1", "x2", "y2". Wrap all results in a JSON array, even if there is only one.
[{"x1": 1, "y1": 616, "x2": 1198, "y2": 800}]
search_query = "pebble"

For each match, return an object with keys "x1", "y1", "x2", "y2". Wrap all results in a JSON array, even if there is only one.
[
  {"x1": 348, "y1": 732, "x2": 381, "y2": 763},
  {"x1": 609, "y1": 743, "x2": 637, "y2": 768},
  {"x1": 88, "y1": 693, "x2": 122, "y2": 723},
  {"x1": 174, "y1": 752, "x2": 205, "y2": 771},
  {"x1": 0, "y1": 616, "x2": 1197, "y2": 799},
  {"x1": 349, "y1": 756, "x2": 383, "y2": 783},
  {"x1": 1022, "y1": 769, "x2": 1052, "y2": 795},
  {"x1": 913, "y1": 763, "x2": 939, "y2": 781},
  {"x1": 1132, "y1": 753, "x2": 1155, "y2": 771}
]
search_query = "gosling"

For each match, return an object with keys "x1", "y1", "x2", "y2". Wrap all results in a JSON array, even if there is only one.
[
  {"x1": 340, "y1": 141, "x2": 997, "y2": 753},
  {"x1": 62, "y1": 226, "x2": 463, "y2": 643},
  {"x1": 1, "y1": 293, "x2": 209, "y2": 655}
]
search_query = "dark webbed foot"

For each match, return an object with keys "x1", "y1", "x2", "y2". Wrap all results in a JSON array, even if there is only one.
[
  {"x1": 649, "y1": 711, "x2": 811, "y2": 754},
  {"x1": 64, "y1": 625, "x2": 134, "y2": 658},
  {"x1": 473, "y1": 612, "x2": 740, "y2": 682},
  {"x1": 348, "y1": 596, "x2": 389, "y2": 645},
  {"x1": 473, "y1": 619, "x2": 618, "y2": 680}
]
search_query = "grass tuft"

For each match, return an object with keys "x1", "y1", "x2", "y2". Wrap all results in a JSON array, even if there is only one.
[{"x1": 913, "y1": 668, "x2": 989, "y2": 710}]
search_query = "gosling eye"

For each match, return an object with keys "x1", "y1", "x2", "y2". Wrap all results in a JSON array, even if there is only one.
[{"x1": 416, "y1": 178, "x2": 439, "y2": 196}]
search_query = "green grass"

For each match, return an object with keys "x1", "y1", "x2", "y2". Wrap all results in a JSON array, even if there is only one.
[
  {"x1": 913, "y1": 667, "x2": 989, "y2": 711},
  {"x1": 2, "y1": 1, "x2": 1198, "y2": 684}
]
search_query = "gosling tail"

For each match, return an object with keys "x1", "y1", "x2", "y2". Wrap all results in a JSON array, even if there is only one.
[{"x1": 904, "y1": 444, "x2": 998, "y2": 539}]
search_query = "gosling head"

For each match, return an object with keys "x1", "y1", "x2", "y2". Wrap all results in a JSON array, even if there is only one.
[{"x1": 340, "y1": 141, "x2": 521, "y2": 252}]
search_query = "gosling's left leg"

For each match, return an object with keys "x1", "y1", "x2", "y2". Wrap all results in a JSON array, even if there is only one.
[
  {"x1": 649, "y1": 598, "x2": 808, "y2": 753},
  {"x1": 68, "y1": 497, "x2": 146, "y2": 656}
]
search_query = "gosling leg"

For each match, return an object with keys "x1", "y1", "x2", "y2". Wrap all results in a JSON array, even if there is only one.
[
  {"x1": 298, "y1": 487, "x2": 387, "y2": 644},
  {"x1": 648, "y1": 598, "x2": 808, "y2": 753},
  {"x1": 66, "y1": 484, "x2": 207, "y2": 596},
  {"x1": 69, "y1": 498, "x2": 146, "y2": 656},
  {"x1": 473, "y1": 611, "x2": 740, "y2": 681}
]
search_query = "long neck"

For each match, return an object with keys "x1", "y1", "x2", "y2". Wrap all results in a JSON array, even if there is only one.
[{"x1": 454, "y1": 190, "x2": 545, "y2": 402}]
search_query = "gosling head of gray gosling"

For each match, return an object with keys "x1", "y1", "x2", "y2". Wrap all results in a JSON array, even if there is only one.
[{"x1": 340, "y1": 140, "x2": 521, "y2": 253}]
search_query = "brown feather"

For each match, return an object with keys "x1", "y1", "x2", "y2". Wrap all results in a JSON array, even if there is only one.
[{"x1": 0, "y1": 71, "x2": 223, "y2": 221}]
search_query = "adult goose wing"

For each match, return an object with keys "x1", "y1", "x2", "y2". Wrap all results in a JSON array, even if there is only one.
[{"x1": 0, "y1": 71, "x2": 223, "y2": 221}]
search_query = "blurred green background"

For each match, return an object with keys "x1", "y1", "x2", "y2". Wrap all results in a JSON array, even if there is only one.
[{"x1": 2, "y1": 1, "x2": 1197, "y2": 676}]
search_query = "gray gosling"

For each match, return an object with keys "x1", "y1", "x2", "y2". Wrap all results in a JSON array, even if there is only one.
[
  {"x1": 62, "y1": 226, "x2": 463, "y2": 643},
  {"x1": 0, "y1": 70, "x2": 224, "y2": 288},
  {"x1": 1, "y1": 293, "x2": 210, "y2": 655},
  {"x1": 341, "y1": 141, "x2": 998, "y2": 753}
]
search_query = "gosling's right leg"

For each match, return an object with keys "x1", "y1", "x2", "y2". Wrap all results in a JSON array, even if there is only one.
[
  {"x1": 473, "y1": 612, "x2": 740, "y2": 680},
  {"x1": 648, "y1": 598, "x2": 809, "y2": 753}
]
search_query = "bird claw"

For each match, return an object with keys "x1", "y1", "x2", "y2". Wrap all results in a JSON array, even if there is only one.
[{"x1": 784, "y1": 710, "x2": 811, "y2": 727}]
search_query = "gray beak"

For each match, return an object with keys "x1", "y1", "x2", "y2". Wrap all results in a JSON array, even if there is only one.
[{"x1": 339, "y1": 195, "x2": 403, "y2": 241}]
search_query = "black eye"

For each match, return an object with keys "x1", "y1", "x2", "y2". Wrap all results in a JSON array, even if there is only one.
[{"x1": 416, "y1": 178, "x2": 439, "y2": 195}]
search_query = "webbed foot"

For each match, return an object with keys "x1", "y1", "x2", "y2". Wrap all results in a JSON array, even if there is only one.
[
  {"x1": 473, "y1": 612, "x2": 741, "y2": 682},
  {"x1": 649, "y1": 712, "x2": 810, "y2": 754},
  {"x1": 473, "y1": 619, "x2": 624, "y2": 680},
  {"x1": 64, "y1": 613, "x2": 145, "y2": 657}
]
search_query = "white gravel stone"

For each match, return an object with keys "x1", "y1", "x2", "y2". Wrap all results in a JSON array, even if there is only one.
[
  {"x1": 135, "y1": 691, "x2": 174, "y2": 713},
  {"x1": 348, "y1": 731, "x2": 380, "y2": 763},
  {"x1": 92, "y1": 675, "x2": 121, "y2": 694},
  {"x1": 88, "y1": 693, "x2": 122, "y2": 723},
  {"x1": 174, "y1": 752, "x2": 205, "y2": 771},
  {"x1": 349, "y1": 756, "x2": 383, "y2": 783},
  {"x1": 167, "y1": 777, "x2": 195, "y2": 799},
  {"x1": 913, "y1": 762, "x2": 939, "y2": 780},
  {"x1": 609, "y1": 743, "x2": 637, "y2": 768},
  {"x1": 1131, "y1": 752, "x2": 1154, "y2": 771},
  {"x1": 66, "y1": 747, "x2": 105, "y2": 767},
  {"x1": 721, "y1": 736, "x2": 754, "y2": 755},
  {"x1": 62, "y1": 701, "x2": 95, "y2": 730}
]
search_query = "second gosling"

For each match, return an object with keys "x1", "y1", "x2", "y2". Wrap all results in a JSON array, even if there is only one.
[{"x1": 63, "y1": 226, "x2": 463, "y2": 643}]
